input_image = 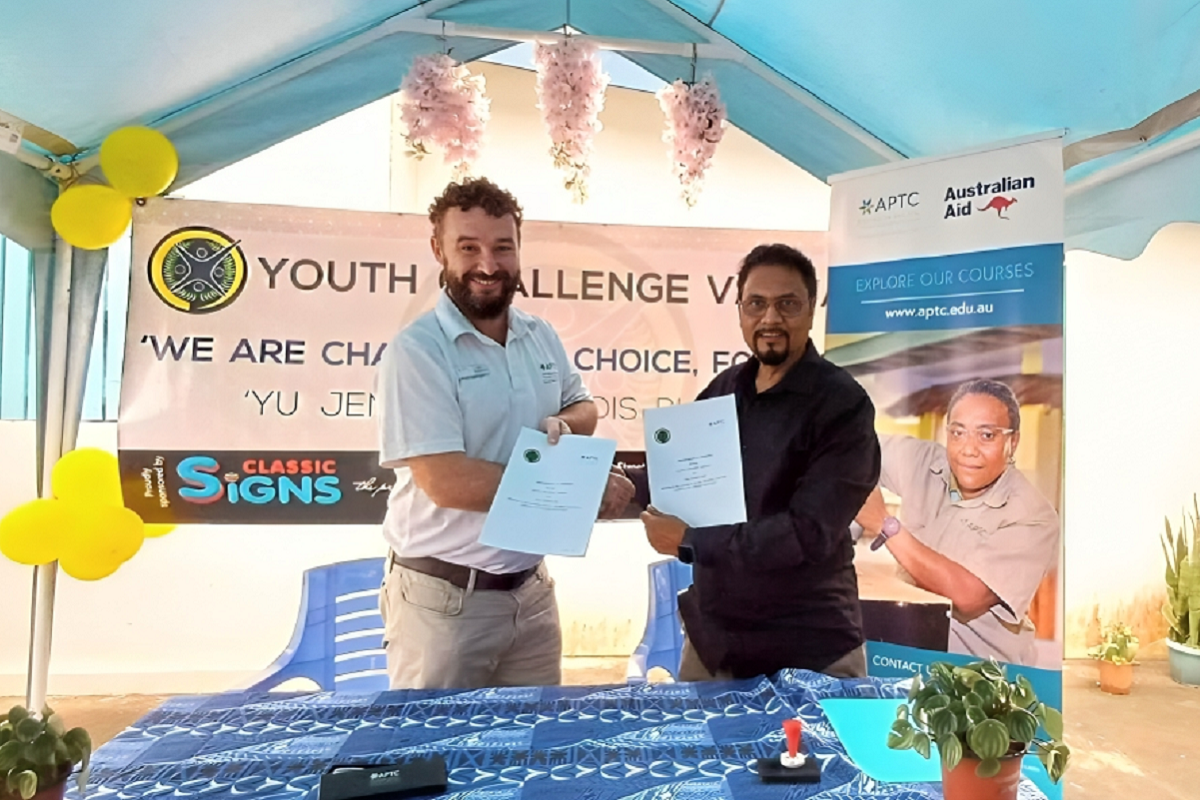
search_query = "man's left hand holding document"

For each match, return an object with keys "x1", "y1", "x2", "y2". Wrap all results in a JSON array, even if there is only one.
[{"x1": 479, "y1": 427, "x2": 632, "y2": 556}]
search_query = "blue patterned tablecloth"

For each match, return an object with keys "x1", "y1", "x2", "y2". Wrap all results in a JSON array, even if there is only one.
[{"x1": 81, "y1": 670, "x2": 1046, "y2": 800}]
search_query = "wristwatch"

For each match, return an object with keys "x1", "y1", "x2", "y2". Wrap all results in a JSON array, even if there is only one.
[
  {"x1": 870, "y1": 516, "x2": 902, "y2": 551},
  {"x1": 677, "y1": 529, "x2": 696, "y2": 564}
]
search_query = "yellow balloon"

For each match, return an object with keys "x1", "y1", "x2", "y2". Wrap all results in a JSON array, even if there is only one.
[
  {"x1": 51, "y1": 185, "x2": 132, "y2": 250},
  {"x1": 144, "y1": 523, "x2": 176, "y2": 538},
  {"x1": 58, "y1": 504, "x2": 144, "y2": 580},
  {"x1": 58, "y1": 548, "x2": 122, "y2": 581},
  {"x1": 0, "y1": 499, "x2": 70, "y2": 565},
  {"x1": 52, "y1": 448, "x2": 123, "y2": 506},
  {"x1": 100, "y1": 126, "x2": 178, "y2": 198},
  {"x1": 109, "y1": 508, "x2": 146, "y2": 563}
]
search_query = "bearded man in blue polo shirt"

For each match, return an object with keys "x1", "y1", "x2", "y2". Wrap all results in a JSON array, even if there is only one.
[{"x1": 375, "y1": 178, "x2": 634, "y2": 690}]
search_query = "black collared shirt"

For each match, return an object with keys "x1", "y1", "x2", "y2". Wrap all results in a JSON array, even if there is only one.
[{"x1": 675, "y1": 340, "x2": 880, "y2": 677}]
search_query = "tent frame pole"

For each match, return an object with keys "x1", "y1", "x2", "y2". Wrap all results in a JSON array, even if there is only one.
[{"x1": 25, "y1": 234, "x2": 72, "y2": 712}]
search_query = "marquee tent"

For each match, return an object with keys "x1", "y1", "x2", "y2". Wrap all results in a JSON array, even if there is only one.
[{"x1": 4, "y1": 0, "x2": 1199, "y2": 706}]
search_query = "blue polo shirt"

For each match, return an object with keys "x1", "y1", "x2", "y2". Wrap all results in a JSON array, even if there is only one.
[{"x1": 376, "y1": 291, "x2": 591, "y2": 572}]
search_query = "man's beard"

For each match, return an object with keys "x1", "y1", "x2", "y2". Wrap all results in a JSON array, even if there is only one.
[
  {"x1": 754, "y1": 329, "x2": 790, "y2": 366},
  {"x1": 444, "y1": 269, "x2": 519, "y2": 320}
]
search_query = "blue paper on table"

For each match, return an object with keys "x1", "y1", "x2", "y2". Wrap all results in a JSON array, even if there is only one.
[
  {"x1": 820, "y1": 698, "x2": 1060, "y2": 800},
  {"x1": 820, "y1": 698, "x2": 940, "y2": 782}
]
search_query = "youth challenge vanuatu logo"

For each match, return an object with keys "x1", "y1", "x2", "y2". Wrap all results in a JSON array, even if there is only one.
[{"x1": 148, "y1": 227, "x2": 247, "y2": 313}]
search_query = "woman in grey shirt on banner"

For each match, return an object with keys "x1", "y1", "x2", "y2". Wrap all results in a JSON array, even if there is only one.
[{"x1": 855, "y1": 378, "x2": 1060, "y2": 666}]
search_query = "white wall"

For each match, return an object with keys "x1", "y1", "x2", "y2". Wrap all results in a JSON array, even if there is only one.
[
  {"x1": 178, "y1": 98, "x2": 393, "y2": 212},
  {"x1": 0, "y1": 61, "x2": 829, "y2": 694},
  {"x1": 1062, "y1": 223, "x2": 1200, "y2": 657}
]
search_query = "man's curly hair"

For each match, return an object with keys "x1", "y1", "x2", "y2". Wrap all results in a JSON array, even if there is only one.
[{"x1": 429, "y1": 177, "x2": 524, "y2": 242}]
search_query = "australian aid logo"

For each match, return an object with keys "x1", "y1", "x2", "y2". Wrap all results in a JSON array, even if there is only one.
[
  {"x1": 177, "y1": 455, "x2": 343, "y2": 506},
  {"x1": 942, "y1": 175, "x2": 1035, "y2": 220}
]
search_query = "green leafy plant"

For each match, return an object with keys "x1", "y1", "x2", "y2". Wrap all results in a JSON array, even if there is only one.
[
  {"x1": 1088, "y1": 622, "x2": 1139, "y2": 665},
  {"x1": 887, "y1": 659, "x2": 1070, "y2": 783},
  {"x1": 0, "y1": 705, "x2": 91, "y2": 800},
  {"x1": 1162, "y1": 495, "x2": 1200, "y2": 648}
]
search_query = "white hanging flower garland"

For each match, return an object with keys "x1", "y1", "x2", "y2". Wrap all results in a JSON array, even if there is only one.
[
  {"x1": 397, "y1": 53, "x2": 490, "y2": 180},
  {"x1": 534, "y1": 37, "x2": 610, "y2": 203},
  {"x1": 657, "y1": 77, "x2": 728, "y2": 207}
]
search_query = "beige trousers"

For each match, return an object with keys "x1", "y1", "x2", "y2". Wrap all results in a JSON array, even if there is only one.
[
  {"x1": 678, "y1": 635, "x2": 868, "y2": 681},
  {"x1": 379, "y1": 560, "x2": 562, "y2": 690}
]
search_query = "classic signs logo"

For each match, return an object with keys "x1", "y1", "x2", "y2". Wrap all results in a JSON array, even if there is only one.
[
  {"x1": 943, "y1": 176, "x2": 1034, "y2": 220},
  {"x1": 177, "y1": 456, "x2": 342, "y2": 505},
  {"x1": 149, "y1": 227, "x2": 247, "y2": 313}
]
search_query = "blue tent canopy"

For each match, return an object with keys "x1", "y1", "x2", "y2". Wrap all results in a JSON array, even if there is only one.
[{"x1": 4, "y1": 0, "x2": 1200, "y2": 257}]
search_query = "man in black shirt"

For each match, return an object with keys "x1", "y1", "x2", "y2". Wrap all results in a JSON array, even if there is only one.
[{"x1": 623, "y1": 243, "x2": 880, "y2": 680}]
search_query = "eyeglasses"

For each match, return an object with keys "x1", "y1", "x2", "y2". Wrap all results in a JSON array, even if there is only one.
[
  {"x1": 738, "y1": 296, "x2": 808, "y2": 319},
  {"x1": 946, "y1": 424, "x2": 1014, "y2": 445}
]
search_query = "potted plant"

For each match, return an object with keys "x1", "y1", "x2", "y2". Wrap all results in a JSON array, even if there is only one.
[
  {"x1": 0, "y1": 705, "x2": 91, "y2": 800},
  {"x1": 1162, "y1": 496, "x2": 1200, "y2": 686},
  {"x1": 888, "y1": 659, "x2": 1069, "y2": 800},
  {"x1": 1088, "y1": 622, "x2": 1139, "y2": 694}
]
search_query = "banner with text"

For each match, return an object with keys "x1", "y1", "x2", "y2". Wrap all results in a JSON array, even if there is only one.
[
  {"x1": 119, "y1": 198, "x2": 819, "y2": 524},
  {"x1": 826, "y1": 135, "x2": 1065, "y2": 735}
]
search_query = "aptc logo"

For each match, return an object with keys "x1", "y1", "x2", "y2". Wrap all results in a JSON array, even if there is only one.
[
  {"x1": 654, "y1": 428, "x2": 671, "y2": 445},
  {"x1": 523, "y1": 449, "x2": 542, "y2": 464},
  {"x1": 176, "y1": 456, "x2": 342, "y2": 505},
  {"x1": 149, "y1": 227, "x2": 247, "y2": 313},
  {"x1": 859, "y1": 192, "x2": 920, "y2": 215}
]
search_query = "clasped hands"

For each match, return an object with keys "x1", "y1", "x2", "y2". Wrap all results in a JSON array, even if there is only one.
[{"x1": 539, "y1": 415, "x2": 635, "y2": 519}]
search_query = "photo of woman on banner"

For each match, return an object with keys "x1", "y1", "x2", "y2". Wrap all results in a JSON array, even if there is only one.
[{"x1": 854, "y1": 378, "x2": 1060, "y2": 666}]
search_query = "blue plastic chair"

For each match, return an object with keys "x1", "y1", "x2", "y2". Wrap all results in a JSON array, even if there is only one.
[
  {"x1": 626, "y1": 558, "x2": 693, "y2": 682},
  {"x1": 243, "y1": 557, "x2": 389, "y2": 693}
]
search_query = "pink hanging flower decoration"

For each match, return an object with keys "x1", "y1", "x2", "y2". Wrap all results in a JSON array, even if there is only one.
[
  {"x1": 657, "y1": 77, "x2": 727, "y2": 207},
  {"x1": 398, "y1": 54, "x2": 490, "y2": 180},
  {"x1": 534, "y1": 37, "x2": 610, "y2": 203}
]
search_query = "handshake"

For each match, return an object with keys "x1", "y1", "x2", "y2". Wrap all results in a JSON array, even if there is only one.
[
  {"x1": 541, "y1": 413, "x2": 635, "y2": 520},
  {"x1": 537, "y1": 414, "x2": 687, "y2": 557}
]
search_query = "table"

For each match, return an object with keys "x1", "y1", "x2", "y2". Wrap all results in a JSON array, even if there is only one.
[
  {"x1": 855, "y1": 543, "x2": 954, "y2": 653},
  {"x1": 83, "y1": 671, "x2": 1048, "y2": 800},
  {"x1": 855, "y1": 544, "x2": 950, "y2": 606}
]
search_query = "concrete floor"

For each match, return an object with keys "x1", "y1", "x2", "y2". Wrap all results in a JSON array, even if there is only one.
[
  {"x1": 5, "y1": 659, "x2": 1198, "y2": 798},
  {"x1": 1060, "y1": 659, "x2": 1200, "y2": 799}
]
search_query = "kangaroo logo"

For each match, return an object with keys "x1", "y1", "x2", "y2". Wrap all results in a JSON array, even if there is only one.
[{"x1": 978, "y1": 196, "x2": 1017, "y2": 219}]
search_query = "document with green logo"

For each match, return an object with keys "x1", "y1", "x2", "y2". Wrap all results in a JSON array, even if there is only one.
[
  {"x1": 479, "y1": 427, "x2": 617, "y2": 556},
  {"x1": 643, "y1": 394, "x2": 747, "y2": 527}
]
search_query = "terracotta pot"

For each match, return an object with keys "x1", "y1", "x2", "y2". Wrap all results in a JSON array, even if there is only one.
[
  {"x1": 1098, "y1": 660, "x2": 1133, "y2": 695},
  {"x1": 0, "y1": 778, "x2": 66, "y2": 800},
  {"x1": 941, "y1": 754, "x2": 1023, "y2": 800}
]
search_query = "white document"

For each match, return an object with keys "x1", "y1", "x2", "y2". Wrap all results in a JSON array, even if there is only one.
[
  {"x1": 479, "y1": 427, "x2": 617, "y2": 556},
  {"x1": 643, "y1": 394, "x2": 747, "y2": 527}
]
